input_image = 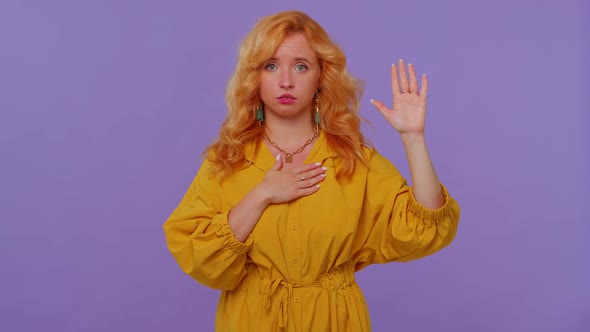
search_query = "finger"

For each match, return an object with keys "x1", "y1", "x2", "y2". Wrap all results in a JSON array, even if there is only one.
[
  {"x1": 298, "y1": 172, "x2": 324, "y2": 183},
  {"x1": 292, "y1": 162, "x2": 322, "y2": 174},
  {"x1": 370, "y1": 99, "x2": 391, "y2": 118},
  {"x1": 298, "y1": 168, "x2": 327, "y2": 187},
  {"x1": 420, "y1": 73, "x2": 428, "y2": 99},
  {"x1": 270, "y1": 154, "x2": 283, "y2": 171},
  {"x1": 408, "y1": 63, "x2": 418, "y2": 94},
  {"x1": 390, "y1": 64, "x2": 401, "y2": 99},
  {"x1": 300, "y1": 166, "x2": 327, "y2": 181},
  {"x1": 297, "y1": 184, "x2": 321, "y2": 197},
  {"x1": 398, "y1": 59, "x2": 409, "y2": 93}
]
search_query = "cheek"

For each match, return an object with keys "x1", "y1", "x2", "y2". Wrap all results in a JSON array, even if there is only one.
[
  {"x1": 303, "y1": 75, "x2": 320, "y2": 93},
  {"x1": 258, "y1": 80, "x2": 271, "y2": 98},
  {"x1": 260, "y1": 83, "x2": 274, "y2": 98}
]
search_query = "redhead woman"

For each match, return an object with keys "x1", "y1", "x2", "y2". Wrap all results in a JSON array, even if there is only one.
[{"x1": 163, "y1": 10, "x2": 460, "y2": 331}]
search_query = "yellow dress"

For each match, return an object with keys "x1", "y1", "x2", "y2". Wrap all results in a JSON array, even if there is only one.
[{"x1": 163, "y1": 131, "x2": 460, "y2": 331}]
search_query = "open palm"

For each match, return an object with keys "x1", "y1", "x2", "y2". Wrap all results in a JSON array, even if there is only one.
[{"x1": 371, "y1": 59, "x2": 428, "y2": 135}]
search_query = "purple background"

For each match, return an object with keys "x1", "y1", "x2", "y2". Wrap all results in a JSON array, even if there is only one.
[{"x1": 1, "y1": 0, "x2": 588, "y2": 331}]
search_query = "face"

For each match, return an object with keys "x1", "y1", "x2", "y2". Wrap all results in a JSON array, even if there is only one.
[{"x1": 259, "y1": 33, "x2": 321, "y2": 123}]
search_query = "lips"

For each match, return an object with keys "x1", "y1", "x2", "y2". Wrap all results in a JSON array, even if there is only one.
[{"x1": 277, "y1": 94, "x2": 297, "y2": 104}]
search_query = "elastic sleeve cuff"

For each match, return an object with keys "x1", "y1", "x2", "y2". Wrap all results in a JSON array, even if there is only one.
[
  {"x1": 212, "y1": 212, "x2": 253, "y2": 255},
  {"x1": 407, "y1": 184, "x2": 452, "y2": 221}
]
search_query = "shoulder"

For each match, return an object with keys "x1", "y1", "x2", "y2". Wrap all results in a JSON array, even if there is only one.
[
  {"x1": 192, "y1": 151, "x2": 220, "y2": 186},
  {"x1": 359, "y1": 145, "x2": 399, "y2": 175}
]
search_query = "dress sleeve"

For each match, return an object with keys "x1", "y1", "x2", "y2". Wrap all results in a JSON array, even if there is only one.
[
  {"x1": 162, "y1": 158, "x2": 253, "y2": 290},
  {"x1": 352, "y1": 149, "x2": 460, "y2": 271}
]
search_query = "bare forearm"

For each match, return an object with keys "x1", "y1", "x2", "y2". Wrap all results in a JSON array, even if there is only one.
[
  {"x1": 401, "y1": 133, "x2": 444, "y2": 209},
  {"x1": 228, "y1": 186, "x2": 270, "y2": 243}
]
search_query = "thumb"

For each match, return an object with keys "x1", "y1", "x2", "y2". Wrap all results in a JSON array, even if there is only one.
[
  {"x1": 370, "y1": 99, "x2": 390, "y2": 118},
  {"x1": 270, "y1": 154, "x2": 283, "y2": 171}
]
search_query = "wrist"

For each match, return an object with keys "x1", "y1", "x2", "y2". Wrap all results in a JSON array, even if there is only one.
[
  {"x1": 252, "y1": 184, "x2": 273, "y2": 206},
  {"x1": 401, "y1": 132, "x2": 426, "y2": 146}
]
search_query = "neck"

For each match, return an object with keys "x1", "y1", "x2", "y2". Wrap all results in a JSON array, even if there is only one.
[{"x1": 263, "y1": 117, "x2": 316, "y2": 147}]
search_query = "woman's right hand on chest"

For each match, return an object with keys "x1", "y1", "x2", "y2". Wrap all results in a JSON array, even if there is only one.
[{"x1": 257, "y1": 155, "x2": 327, "y2": 204}]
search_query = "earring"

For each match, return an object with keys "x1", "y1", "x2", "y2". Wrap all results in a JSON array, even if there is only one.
[
  {"x1": 314, "y1": 90, "x2": 320, "y2": 130},
  {"x1": 255, "y1": 104, "x2": 264, "y2": 125}
]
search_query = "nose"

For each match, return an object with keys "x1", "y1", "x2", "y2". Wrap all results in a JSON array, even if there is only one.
[{"x1": 279, "y1": 69, "x2": 294, "y2": 89}]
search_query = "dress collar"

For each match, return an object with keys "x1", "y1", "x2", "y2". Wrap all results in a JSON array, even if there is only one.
[{"x1": 244, "y1": 130, "x2": 338, "y2": 172}]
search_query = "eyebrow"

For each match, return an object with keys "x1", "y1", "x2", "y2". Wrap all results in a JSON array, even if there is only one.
[{"x1": 268, "y1": 57, "x2": 312, "y2": 64}]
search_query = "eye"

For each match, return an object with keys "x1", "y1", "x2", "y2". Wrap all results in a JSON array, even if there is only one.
[
  {"x1": 295, "y1": 64, "x2": 308, "y2": 72},
  {"x1": 265, "y1": 63, "x2": 278, "y2": 71}
]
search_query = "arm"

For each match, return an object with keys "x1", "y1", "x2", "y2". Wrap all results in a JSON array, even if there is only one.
[
  {"x1": 352, "y1": 149, "x2": 460, "y2": 270},
  {"x1": 350, "y1": 60, "x2": 459, "y2": 269},
  {"x1": 401, "y1": 133, "x2": 444, "y2": 209},
  {"x1": 163, "y1": 155, "x2": 328, "y2": 289},
  {"x1": 229, "y1": 154, "x2": 327, "y2": 242},
  {"x1": 371, "y1": 59, "x2": 445, "y2": 209},
  {"x1": 227, "y1": 186, "x2": 270, "y2": 243},
  {"x1": 163, "y1": 159, "x2": 252, "y2": 290}
]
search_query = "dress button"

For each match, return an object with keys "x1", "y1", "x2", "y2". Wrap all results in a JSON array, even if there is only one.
[
  {"x1": 292, "y1": 258, "x2": 299, "y2": 264},
  {"x1": 290, "y1": 224, "x2": 297, "y2": 230},
  {"x1": 294, "y1": 297, "x2": 300, "y2": 303}
]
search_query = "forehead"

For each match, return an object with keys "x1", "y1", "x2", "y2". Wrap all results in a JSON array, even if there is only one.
[{"x1": 271, "y1": 33, "x2": 318, "y2": 62}]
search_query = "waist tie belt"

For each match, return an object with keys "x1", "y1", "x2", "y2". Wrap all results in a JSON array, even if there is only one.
[{"x1": 256, "y1": 268, "x2": 354, "y2": 331}]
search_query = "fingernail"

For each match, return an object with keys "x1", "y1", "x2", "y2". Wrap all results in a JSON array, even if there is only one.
[
  {"x1": 321, "y1": 173, "x2": 326, "y2": 177},
  {"x1": 399, "y1": 59, "x2": 403, "y2": 63},
  {"x1": 408, "y1": 63, "x2": 413, "y2": 66},
  {"x1": 276, "y1": 154, "x2": 281, "y2": 160},
  {"x1": 315, "y1": 162, "x2": 321, "y2": 166},
  {"x1": 370, "y1": 99, "x2": 375, "y2": 104},
  {"x1": 322, "y1": 167, "x2": 328, "y2": 171},
  {"x1": 316, "y1": 184, "x2": 321, "y2": 188},
  {"x1": 391, "y1": 63, "x2": 395, "y2": 67},
  {"x1": 422, "y1": 73, "x2": 427, "y2": 77}
]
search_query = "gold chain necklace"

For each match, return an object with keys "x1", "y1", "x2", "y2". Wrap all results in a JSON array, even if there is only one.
[{"x1": 263, "y1": 129, "x2": 319, "y2": 163}]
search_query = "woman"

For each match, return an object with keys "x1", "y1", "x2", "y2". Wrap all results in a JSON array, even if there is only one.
[{"x1": 163, "y1": 10, "x2": 460, "y2": 331}]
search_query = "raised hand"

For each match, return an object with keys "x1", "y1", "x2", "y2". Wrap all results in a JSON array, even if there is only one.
[
  {"x1": 258, "y1": 155, "x2": 327, "y2": 204},
  {"x1": 370, "y1": 59, "x2": 428, "y2": 136}
]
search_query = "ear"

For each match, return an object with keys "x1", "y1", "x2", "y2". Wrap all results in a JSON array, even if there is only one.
[{"x1": 314, "y1": 88, "x2": 321, "y2": 98}]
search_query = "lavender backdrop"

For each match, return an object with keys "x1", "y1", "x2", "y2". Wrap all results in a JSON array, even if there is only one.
[{"x1": 1, "y1": 0, "x2": 588, "y2": 331}]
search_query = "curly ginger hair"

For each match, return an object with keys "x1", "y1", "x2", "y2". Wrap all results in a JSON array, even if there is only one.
[{"x1": 206, "y1": 10, "x2": 369, "y2": 180}]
